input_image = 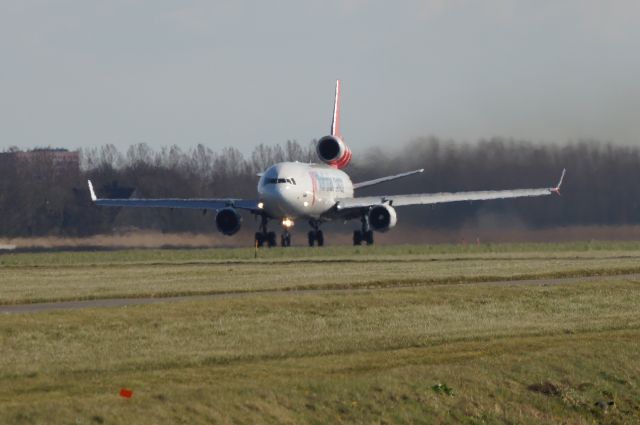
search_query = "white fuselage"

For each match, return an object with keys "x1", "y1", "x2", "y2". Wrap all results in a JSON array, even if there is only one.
[{"x1": 258, "y1": 162, "x2": 354, "y2": 220}]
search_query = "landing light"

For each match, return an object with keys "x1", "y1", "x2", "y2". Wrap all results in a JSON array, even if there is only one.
[{"x1": 282, "y1": 218, "x2": 294, "y2": 228}]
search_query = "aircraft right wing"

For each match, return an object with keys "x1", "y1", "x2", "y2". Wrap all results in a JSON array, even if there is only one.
[
  {"x1": 335, "y1": 169, "x2": 565, "y2": 210},
  {"x1": 88, "y1": 180, "x2": 260, "y2": 211}
]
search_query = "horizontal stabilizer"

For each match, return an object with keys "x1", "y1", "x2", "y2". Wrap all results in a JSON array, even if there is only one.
[{"x1": 353, "y1": 169, "x2": 424, "y2": 190}]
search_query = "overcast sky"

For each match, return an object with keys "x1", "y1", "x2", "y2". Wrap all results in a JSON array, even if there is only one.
[{"x1": 1, "y1": 0, "x2": 639, "y2": 154}]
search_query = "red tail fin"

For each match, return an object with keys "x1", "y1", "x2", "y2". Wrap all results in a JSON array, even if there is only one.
[
  {"x1": 317, "y1": 80, "x2": 351, "y2": 169},
  {"x1": 331, "y1": 80, "x2": 341, "y2": 137}
]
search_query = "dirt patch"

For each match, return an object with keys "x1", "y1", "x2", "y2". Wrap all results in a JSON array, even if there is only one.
[{"x1": 528, "y1": 381, "x2": 563, "y2": 396}]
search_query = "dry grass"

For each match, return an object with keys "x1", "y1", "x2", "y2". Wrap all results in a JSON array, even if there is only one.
[
  {"x1": 1, "y1": 279, "x2": 639, "y2": 424},
  {"x1": 3, "y1": 280, "x2": 640, "y2": 374},
  {"x1": 1, "y1": 245, "x2": 640, "y2": 423}
]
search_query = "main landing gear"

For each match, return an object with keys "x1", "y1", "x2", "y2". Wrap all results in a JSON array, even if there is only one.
[
  {"x1": 353, "y1": 214, "x2": 374, "y2": 246},
  {"x1": 308, "y1": 220, "x2": 324, "y2": 247},
  {"x1": 254, "y1": 215, "x2": 276, "y2": 248}
]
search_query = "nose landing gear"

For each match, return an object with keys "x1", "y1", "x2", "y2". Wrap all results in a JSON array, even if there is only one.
[
  {"x1": 281, "y1": 231, "x2": 291, "y2": 247},
  {"x1": 280, "y1": 230, "x2": 291, "y2": 247},
  {"x1": 280, "y1": 217, "x2": 294, "y2": 247}
]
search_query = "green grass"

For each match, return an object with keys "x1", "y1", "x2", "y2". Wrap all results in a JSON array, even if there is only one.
[
  {"x1": 3, "y1": 242, "x2": 640, "y2": 305},
  {"x1": 1, "y1": 243, "x2": 640, "y2": 423},
  {"x1": 4, "y1": 240, "x2": 640, "y2": 267}
]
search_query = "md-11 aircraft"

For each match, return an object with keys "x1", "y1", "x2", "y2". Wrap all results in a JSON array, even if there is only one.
[{"x1": 88, "y1": 80, "x2": 565, "y2": 247}]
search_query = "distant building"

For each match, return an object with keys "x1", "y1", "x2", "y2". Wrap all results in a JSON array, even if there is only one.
[{"x1": 0, "y1": 148, "x2": 80, "y2": 176}]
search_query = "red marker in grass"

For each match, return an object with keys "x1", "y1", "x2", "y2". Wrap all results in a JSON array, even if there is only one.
[{"x1": 119, "y1": 388, "x2": 133, "y2": 398}]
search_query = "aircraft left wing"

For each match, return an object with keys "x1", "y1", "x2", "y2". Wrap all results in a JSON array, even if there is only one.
[
  {"x1": 335, "y1": 169, "x2": 565, "y2": 210},
  {"x1": 88, "y1": 180, "x2": 260, "y2": 211}
]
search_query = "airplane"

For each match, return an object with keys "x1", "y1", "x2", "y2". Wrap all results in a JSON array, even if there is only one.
[{"x1": 88, "y1": 80, "x2": 565, "y2": 247}]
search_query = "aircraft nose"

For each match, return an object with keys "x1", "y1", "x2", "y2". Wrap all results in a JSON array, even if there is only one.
[
  {"x1": 262, "y1": 184, "x2": 297, "y2": 215},
  {"x1": 261, "y1": 184, "x2": 279, "y2": 202}
]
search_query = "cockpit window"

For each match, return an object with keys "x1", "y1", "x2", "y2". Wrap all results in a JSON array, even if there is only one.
[{"x1": 265, "y1": 177, "x2": 296, "y2": 185}]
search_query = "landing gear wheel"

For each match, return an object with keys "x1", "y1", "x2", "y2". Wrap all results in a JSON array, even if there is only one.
[
  {"x1": 308, "y1": 230, "x2": 323, "y2": 247},
  {"x1": 364, "y1": 230, "x2": 374, "y2": 245},
  {"x1": 316, "y1": 230, "x2": 324, "y2": 247},
  {"x1": 255, "y1": 232, "x2": 265, "y2": 247},
  {"x1": 308, "y1": 220, "x2": 324, "y2": 247},
  {"x1": 355, "y1": 214, "x2": 374, "y2": 246},
  {"x1": 281, "y1": 233, "x2": 291, "y2": 247},
  {"x1": 308, "y1": 231, "x2": 316, "y2": 247},
  {"x1": 255, "y1": 214, "x2": 273, "y2": 248}
]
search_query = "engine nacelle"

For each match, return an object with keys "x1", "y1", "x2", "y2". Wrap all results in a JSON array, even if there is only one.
[
  {"x1": 215, "y1": 208, "x2": 242, "y2": 236},
  {"x1": 316, "y1": 135, "x2": 352, "y2": 169},
  {"x1": 368, "y1": 205, "x2": 398, "y2": 232}
]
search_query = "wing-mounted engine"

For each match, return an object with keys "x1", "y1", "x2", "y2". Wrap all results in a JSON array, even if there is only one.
[
  {"x1": 369, "y1": 204, "x2": 397, "y2": 232},
  {"x1": 316, "y1": 135, "x2": 352, "y2": 169},
  {"x1": 215, "y1": 208, "x2": 242, "y2": 235}
]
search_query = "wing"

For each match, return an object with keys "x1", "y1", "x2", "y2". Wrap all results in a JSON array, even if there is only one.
[
  {"x1": 352, "y1": 168, "x2": 424, "y2": 190},
  {"x1": 88, "y1": 180, "x2": 260, "y2": 211},
  {"x1": 335, "y1": 169, "x2": 565, "y2": 211}
]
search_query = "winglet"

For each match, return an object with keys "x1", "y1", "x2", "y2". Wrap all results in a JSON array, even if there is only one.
[
  {"x1": 551, "y1": 168, "x2": 566, "y2": 195},
  {"x1": 88, "y1": 180, "x2": 97, "y2": 202},
  {"x1": 331, "y1": 79, "x2": 341, "y2": 137}
]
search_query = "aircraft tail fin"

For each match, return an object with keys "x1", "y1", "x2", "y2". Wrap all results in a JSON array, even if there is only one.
[
  {"x1": 88, "y1": 180, "x2": 97, "y2": 201},
  {"x1": 331, "y1": 80, "x2": 341, "y2": 137},
  {"x1": 550, "y1": 168, "x2": 567, "y2": 195}
]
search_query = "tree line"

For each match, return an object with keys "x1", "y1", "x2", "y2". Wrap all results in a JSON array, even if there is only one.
[{"x1": 1, "y1": 138, "x2": 639, "y2": 237}]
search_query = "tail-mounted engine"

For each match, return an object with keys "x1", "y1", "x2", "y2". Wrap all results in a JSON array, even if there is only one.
[
  {"x1": 316, "y1": 80, "x2": 352, "y2": 169},
  {"x1": 215, "y1": 208, "x2": 242, "y2": 236},
  {"x1": 369, "y1": 205, "x2": 398, "y2": 232},
  {"x1": 316, "y1": 135, "x2": 352, "y2": 169}
]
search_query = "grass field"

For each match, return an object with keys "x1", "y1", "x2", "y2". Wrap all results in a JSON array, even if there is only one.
[{"x1": 1, "y1": 242, "x2": 640, "y2": 424}]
